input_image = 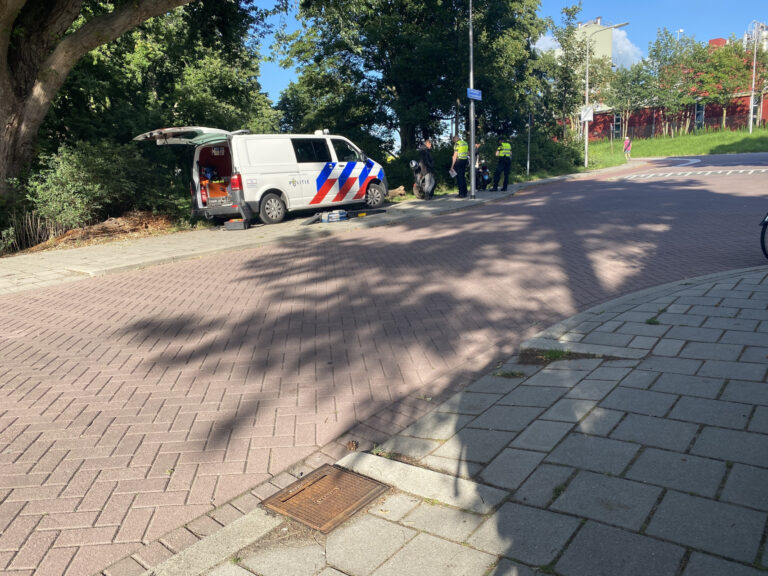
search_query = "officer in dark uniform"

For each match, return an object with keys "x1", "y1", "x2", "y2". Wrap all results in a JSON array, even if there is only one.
[
  {"x1": 451, "y1": 135, "x2": 469, "y2": 198},
  {"x1": 417, "y1": 138, "x2": 436, "y2": 199},
  {"x1": 491, "y1": 136, "x2": 512, "y2": 192}
]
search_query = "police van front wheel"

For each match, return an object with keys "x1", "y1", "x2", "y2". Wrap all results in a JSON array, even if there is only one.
[
  {"x1": 366, "y1": 183, "x2": 385, "y2": 209},
  {"x1": 259, "y1": 193, "x2": 286, "y2": 224}
]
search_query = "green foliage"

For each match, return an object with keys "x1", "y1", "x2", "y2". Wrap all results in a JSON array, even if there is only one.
[{"x1": 26, "y1": 141, "x2": 183, "y2": 230}]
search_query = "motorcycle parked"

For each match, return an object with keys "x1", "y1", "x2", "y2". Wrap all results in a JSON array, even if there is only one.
[
  {"x1": 410, "y1": 160, "x2": 435, "y2": 200},
  {"x1": 475, "y1": 158, "x2": 491, "y2": 190}
]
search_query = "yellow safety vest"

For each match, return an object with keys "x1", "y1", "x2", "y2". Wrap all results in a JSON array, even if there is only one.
[
  {"x1": 497, "y1": 142, "x2": 511, "y2": 157},
  {"x1": 454, "y1": 139, "x2": 469, "y2": 160}
]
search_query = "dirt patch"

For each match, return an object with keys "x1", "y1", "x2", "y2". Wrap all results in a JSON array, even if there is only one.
[{"x1": 19, "y1": 211, "x2": 184, "y2": 254}]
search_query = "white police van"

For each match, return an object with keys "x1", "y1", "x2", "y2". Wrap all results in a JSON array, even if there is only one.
[{"x1": 133, "y1": 127, "x2": 388, "y2": 224}]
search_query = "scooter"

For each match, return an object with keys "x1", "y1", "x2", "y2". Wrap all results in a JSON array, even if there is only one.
[
  {"x1": 475, "y1": 158, "x2": 491, "y2": 190},
  {"x1": 410, "y1": 160, "x2": 435, "y2": 200},
  {"x1": 761, "y1": 212, "x2": 768, "y2": 259}
]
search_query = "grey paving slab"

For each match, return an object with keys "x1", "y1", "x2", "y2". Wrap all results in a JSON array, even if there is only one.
[
  {"x1": 432, "y1": 428, "x2": 516, "y2": 463},
  {"x1": 545, "y1": 433, "x2": 639, "y2": 474},
  {"x1": 510, "y1": 420, "x2": 573, "y2": 452},
  {"x1": 588, "y1": 366, "x2": 633, "y2": 381},
  {"x1": 581, "y1": 332, "x2": 634, "y2": 347},
  {"x1": 610, "y1": 413, "x2": 698, "y2": 452},
  {"x1": 540, "y1": 399, "x2": 597, "y2": 422},
  {"x1": 565, "y1": 379, "x2": 617, "y2": 400},
  {"x1": 689, "y1": 305, "x2": 739, "y2": 318},
  {"x1": 479, "y1": 448, "x2": 546, "y2": 491},
  {"x1": 399, "y1": 412, "x2": 475, "y2": 440},
  {"x1": 401, "y1": 502, "x2": 485, "y2": 541},
  {"x1": 240, "y1": 542, "x2": 327, "y2": 576},
  {"x1": 556, "y1": 522, "x2": 685, "y2": 576},
  {"x1": 655, "y1": 312, "x2": 707, "y2": 327},
  {"x1": 467, "y1": 502, "x2": 580, "y2": 565},
  {"x1": 574, "y1": 407, "x2": 624, "y2": 436},
  {"x1": 721, "y1": 380, "x2": 768, "y2": 406},
  {"x1": 680, "y1": 341, "x2": 744, "y2": 361},
  {"x1": 692, "y1": 427, "x2": 768, "y2": 467},
  {"x1": 468, "y1": 406, "x2": 543, "y2": 432},
  {"x1": 512, "y1": 464, "x2": 574, "y2": 508},
  {"x1": 618, "y1": 370, "x2": 659, "y2": 389},
  {"x1": 625, "y1": 448, "x2": 726, "y2": 497},
  {"x1": 702, "y1": 317, "x2": 760, "y2": 331},
  {"x1": 465, "y1": 374, "x2": 525, "y2": 394},
  {"x1": 436, "y1": 392, "x2": 504, "y2": 415},
  {"x1": 646, "y1": 491, "x2": 766, "y2": 563},
  {"x1": 372, "y1": 533, "x2": 495, "y2": 576},
  {"x1": 683, "y1": 553, "x2": 768, "y2": 576},
  {"x1": 547, "y1": 358, "x2": 604, "y2": 371},
  {"x1": 652, "y1": 338, "x2": 686, "y2": 357},
  {"x1": 740, "y1": 346, "x2": 768, "y2": 363},
  {"x1": 697, "y1": 360, "x2": 767, "y2": 381},
  {"x1": 616, "y1": 321, "x2": 671, "y2": 337},
  {"x1": 628, "y1": 335, "x2": 658, "y2": 349},
  {"x1": 368, "y1": 493, "x2": 421, "y2": 522},
  {"x1": 551, "y1": 471, "x2": 661, "y2": 530},
  {"x1": 749, "y1": 405, "x2": 768, "y2": 433},
  {"x1": 600, "y1": 387, "x2": 677, "y2": 417},
  {"x1": 520, "y1": 369, "x2": 591, "y2": 388},
  {"x1": 498, "y1": 386, "x2": 566, "y2": 407},
  {"x1": 326, "y1": 515, "x2": 417, "y2": 576},
  {"x1": 650, "y1": 373, "x2": 724, "y2": 399},
  {"x1": 668, "y1": 397, "x2": 751, "y2": 429},
  {"x1": 636, "y1": 356, "x2": 703, "y2": 375},
  {"x1": 720, "y1": 464, "x2": 768, "y2": 511},
  {"x1": 666, "y1": 325, "x2": 723, "y2": 343}
]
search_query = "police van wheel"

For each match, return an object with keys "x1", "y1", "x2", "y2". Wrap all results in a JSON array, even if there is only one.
[
  {"x1": 366, "y1": 183, "x2": 385, "y2": 209},
  {"x1": 259, "y1": 193, "x2": 286, "y2": 224}
]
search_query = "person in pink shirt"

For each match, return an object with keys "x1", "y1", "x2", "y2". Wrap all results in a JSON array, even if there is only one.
[{"x1": 623, "y1": 136, "x2": 632, "y2": 161}]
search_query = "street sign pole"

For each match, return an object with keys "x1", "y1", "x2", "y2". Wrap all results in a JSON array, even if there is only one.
[{"x1": 469, "y1": 0, "x2": 476, "y2": 199}]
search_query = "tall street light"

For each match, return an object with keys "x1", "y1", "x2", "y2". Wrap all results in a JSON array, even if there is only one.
[
  {"x1": 584, "y1": 21, "x2": 629, "y2": 168},
  {"x1": 749, "y1": 21, "x2": 764, "y2": 134}
]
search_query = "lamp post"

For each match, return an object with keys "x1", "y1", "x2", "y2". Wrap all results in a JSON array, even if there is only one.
[
  {"x1": 584, "y1": 21, "x2": 628, "y2": 168},
  {"x1": 748, "y1": 21, "x2": 764, "y2": 134},
  {"x1": 677, "y1": 29, "x2": 684, "y2": 41}
]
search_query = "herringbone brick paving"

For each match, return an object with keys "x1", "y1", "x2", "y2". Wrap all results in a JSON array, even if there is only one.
[{"x1": 1, "y1": 163, "x2": 766, "y2": 575}]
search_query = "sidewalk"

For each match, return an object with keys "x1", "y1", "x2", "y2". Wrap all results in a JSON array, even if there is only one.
[{"x1": 132, "y1": 266, "x2": 768, "y2": 576}]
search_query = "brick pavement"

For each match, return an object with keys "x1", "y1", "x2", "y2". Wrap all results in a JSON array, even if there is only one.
[{"x1": 1, "y1": 158, "x2": 767, "y2": 575}]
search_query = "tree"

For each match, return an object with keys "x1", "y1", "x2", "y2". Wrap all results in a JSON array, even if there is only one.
[
  {"x1": 0, "y1": 0, "x2": 212, "y2": 195},
  {"x1": 696, "y1": 39, "x2": 752, "y2": 129},
  {"x1": 292, "y1": 0, "x2": 544, "y2": 152},
  {"x1": 605, "y1": 61, "x2": 653, "y2": 138},
  {"x1": 540, "y1": 5, "x2": 587, "y2": 141}
]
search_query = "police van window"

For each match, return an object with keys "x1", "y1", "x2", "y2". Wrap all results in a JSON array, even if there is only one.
[
  {"x1": 292, "y1": 138, "x2": 332, "y2": 163},
  {"x1": 331, "y1": 139, "x2": 362, "y2": 162}
]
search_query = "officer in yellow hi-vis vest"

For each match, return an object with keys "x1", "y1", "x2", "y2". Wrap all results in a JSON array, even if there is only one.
[
  {"x1": 451, "y1": 135, "x2": 469, "y2": 198},
  {"x1": 491, "y1": 137, "x2": 512, "y2": 192}
]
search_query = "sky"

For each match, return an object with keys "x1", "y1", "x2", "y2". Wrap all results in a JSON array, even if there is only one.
[{"x1": 258, "y1": 0, "x2": 766, "y2": 102}]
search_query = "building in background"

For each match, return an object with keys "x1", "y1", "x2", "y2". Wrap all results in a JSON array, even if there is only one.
[{"x1": 575, "y1": 17, "x2": 614, "y2": 61}]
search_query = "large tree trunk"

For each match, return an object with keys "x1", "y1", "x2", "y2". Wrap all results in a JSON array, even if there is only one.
[{"x1": 0, "y1": 0, "x2": 193, "y2": 195}]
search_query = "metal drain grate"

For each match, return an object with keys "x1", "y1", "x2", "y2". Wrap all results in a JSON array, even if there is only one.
[{"x1": 262, "y1": 464, "x2": 389, "y2": 533}]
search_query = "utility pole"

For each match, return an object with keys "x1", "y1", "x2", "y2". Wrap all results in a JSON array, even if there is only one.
[{"x1": 749, "y1": 21, "x2": 763, "y2": 134}]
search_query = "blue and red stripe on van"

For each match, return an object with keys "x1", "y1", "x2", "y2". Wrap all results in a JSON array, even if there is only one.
[{"x1": 310, "y1": 160, "x2": 384, "y2": 205}]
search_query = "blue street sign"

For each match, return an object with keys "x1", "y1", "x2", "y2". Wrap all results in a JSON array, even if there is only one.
[{"x1": 467, "y1": 88, "x2": 482, "y2": 101}]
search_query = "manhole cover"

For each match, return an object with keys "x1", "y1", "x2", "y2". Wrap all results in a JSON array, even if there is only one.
[{"x1": 262, "y1": 464, "x2": 389, "y2": 533}]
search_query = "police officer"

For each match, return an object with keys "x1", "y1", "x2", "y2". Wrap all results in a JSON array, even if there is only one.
[
  {"x1": 491, "y1": 136, "x2": 512, "y2": 192},
  {"x1": 451, "y1": 134, "x2": 469, "y2": 198}
]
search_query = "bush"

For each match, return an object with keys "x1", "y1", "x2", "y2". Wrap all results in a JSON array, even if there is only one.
[{"x1": 26, "y1": 141, "x2": 189, "y2": 230}]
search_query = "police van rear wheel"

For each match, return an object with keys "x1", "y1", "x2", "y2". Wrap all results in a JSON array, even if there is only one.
[
  {"x1": 366, "y1": 183, "x2": 385, "y2": 209},
  {"x1": 259, "y1": 193, "x2": 286, "y2": 224}
]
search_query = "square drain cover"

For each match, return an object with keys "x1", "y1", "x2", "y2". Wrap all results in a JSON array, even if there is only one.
[{"x1": 262, "y1": 464, "x2": 389, "y2": 533}]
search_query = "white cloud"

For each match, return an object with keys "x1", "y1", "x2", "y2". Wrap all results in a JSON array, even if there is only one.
[
  {"x1": 534, "y1": 34, "x2": 560, "y2": 53},
  {"x1": 612, "y1": 29, "x2": 643, "y2": 68}
]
